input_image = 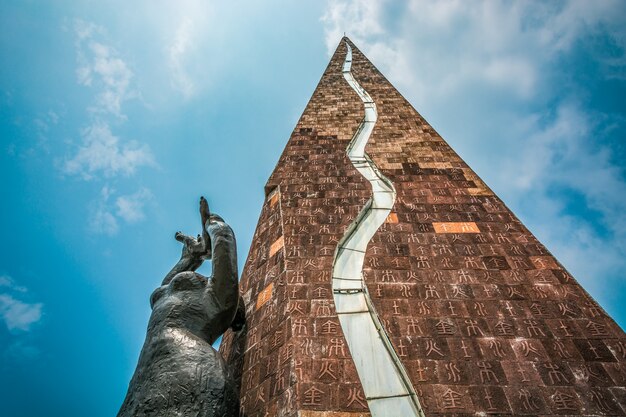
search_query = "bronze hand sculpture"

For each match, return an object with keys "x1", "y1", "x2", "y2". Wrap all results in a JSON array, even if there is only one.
[{"x1": 118, "y1": 197, "x2": 244, "y2": 417}]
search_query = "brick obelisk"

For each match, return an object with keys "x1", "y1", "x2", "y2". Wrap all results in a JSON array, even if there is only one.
[{"x1": 220, "y1": 38, "x2": 626, "y2": 416}]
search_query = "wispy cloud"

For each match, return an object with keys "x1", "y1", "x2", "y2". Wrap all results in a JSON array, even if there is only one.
[
  {"x1": 115, "y1": 187, "x2": 153, "y2": 223},
  {"x1": 168, "y1": 17, "x2": 196, "y2": 98},
  {"x1": 89, "y1": 186, "x2": 119, "y2": 236},
  {"x1": 321, "y1": 0, "x2": 386, "y2": 49},
  {"x1": 323, "y1": 0, "x2": 626, "y2": 100},
  {"x1": 88, "y1": 186, "x2": 153, "y2": 235},
  {"x1": 75, "y1": 19, "x2": 135, "y2": 117},
  {"x1": 0, "y1": 276, "x2": 43, "y2": 333},
  {"x1": 63, "y1": 20, "x2": 157, "y2": 235},
  {"x1": 498, "y1": 101, "x2": 626, "y2": 289},
  {"x1": 63, "y1": 122, "x2": 153, "y2": 180},
  {"x1": 163, "y1": 1, "x2": 214, "y2": 99}
]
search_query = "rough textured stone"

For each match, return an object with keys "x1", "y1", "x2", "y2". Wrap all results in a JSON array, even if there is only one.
[{"x1": 219, "y1": 38, "x2": 626, "y2": 416}]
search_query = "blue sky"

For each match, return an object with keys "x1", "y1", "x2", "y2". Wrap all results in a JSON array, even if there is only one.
[{"x1": 1, "y1": 1, "x2": 625, "y2": 415}]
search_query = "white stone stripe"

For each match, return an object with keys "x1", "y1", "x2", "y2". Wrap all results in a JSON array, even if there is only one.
[{"x1": 331, "y1": 42, "x2": 425, "y2": 416}]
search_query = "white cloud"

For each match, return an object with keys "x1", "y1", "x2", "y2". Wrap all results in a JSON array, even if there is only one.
[
  {"x1": 0, "y1": 295, "x2": 43, "y2": 332},
  {"x1": 88, "y1": 186, "x2": 153, "y2": 235},
  {"x1": 67, "y1": 20, "x2": 158, "y2": 234},
  {"x1": 161, "y1": 0, "x2": 214, "y2": 98},
  {"x1": 75, "y1": 21, "x2": 135, "y2": 117},
  {"x1": 74, "y1": 19, "x2": 101, "y2": 42},
  {"x1": 68, "y1": 20, "x2": 154, "y2": 181},
  {"x1": 115, "y1": 188, "x2": 153, "y2": 223},
  {"x1": 0, "y1": 275, "x2": 26, "y2": 292},
  {"x1": 323, "y1": 0, "x2": 626, "y2": 100},
  {"x1": 168, "y1": 18, "x2": 196, "y2": 98},
  {"x1": 321, "y1": 0, "x2": 386, "y2": 52},
  {"x1": 64, "y1": 122, "x2": 153, "y2": 180},
  {"x1": 507, "y1": 102, "x2": 626, "y2": 233},
  {"x1": 89, "y1": 205, "x2": 120, "y2": 236},
  {"x1": 0, "y1": 277, "x2": 43, "y2": 332},
  {"x1": 495, "y1": 102, "x2": 626, "y2": 295}
]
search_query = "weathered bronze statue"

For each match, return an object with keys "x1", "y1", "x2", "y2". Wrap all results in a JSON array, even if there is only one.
[{"x1": 118, "y1": 197, "x2": 244, "y2": 417}]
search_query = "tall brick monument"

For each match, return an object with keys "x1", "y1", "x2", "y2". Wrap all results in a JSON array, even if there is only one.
[{"x1": 220, "y1": 38, "x2": 626, "y2": 416}]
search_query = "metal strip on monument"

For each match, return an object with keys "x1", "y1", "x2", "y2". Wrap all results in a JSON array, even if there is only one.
[{"x1": 331, "y1": 42, "x2": 425, "y2": 417}]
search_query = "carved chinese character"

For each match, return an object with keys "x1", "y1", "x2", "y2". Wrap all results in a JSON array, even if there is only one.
[
  {"x1": 392, "y1": 301, "x2": 401, "y2": 315},
  {"x1": 558, "y1": 320, "x2": 573, "y2": 337},
  {"x1": 551, "y1": 390, "x2": 577, "y2": 411},
  {"x1": 586, "y1": 340, "x2": 602, "y2": 360},
  {"x1": 381, "y1": 270, "x2": 395, "y2": 282},
  {"x1": 503, "y1": 301, "x2": 516, "y2": 316},
  {"x1": 589, "y1": 389, "x2": 613, "y2": 413},
  {"x1": 303, "y1": 386, "x2": 324, "y2": 406},
  {"x1": 299, "y1": 338, "x2": 312, "y2": 355},
  {"x1": 313, "y1": 286, "x2": 327, "y2": 297},
  {"x1": 474, "y1": 302, "x2": 487, "y2": 316},
  {"x1": 287, "y1": 301, "x2": 305, "y2": 315},
  {"x1": 289, "y1": 271, "x2": 304, "y2": 283},
  {"x1": 316, "y1": 300, "x2": 331, "y2": 316},
  {"x1": 517, "y1": 363, "x2": 530, "y2": 382},
  {"x1": 318, "y1": 361, "x2": 337, "y2": 380},
  {"x1": 396, "y1": 339, "x2": 408, "y2": 357},
  {"x1": 346, "y1": 387, "x2": 367, "y2": 408},
  {"x1": 425, "y1": 339, "x2": 445, "y2": 357},
  {"x1": 406, "y1": 270, "x2": 420, "y2": 282},
  {"x1": 400, "y1": 284, "x2": 412, "y2": 297},
  {"x1": 521, "y1": 340, "x2": 541, "y2": 357},
  {"x1": 459, "y1": 340, "x2": 471, "y2": 358},
  {"x1": 529, "y1": 303, "x2": 547, "y2": 316},
  {"x1": 415, "y1": 361, "x2": 428, "y2": 382},
  {"x1": 477, "y1": 361, "x2": 499, "y2": 383},
  {"x1": 518, "y1": 389, "x2": 540, "y2": 411},
  {"x1": 560, "y1": 285, "x2": 578, "y2": 298},
  {"x1": 545, "y1": 363, "x2": 569, "y2": 384},
  {"x1": 494, "y1": 321, "x2": 514, "y2": 336},
  {"x1": 320, "y1": 320, "x2": 338, "y2": 335},
  {"x1": 255, "y1": 385, "x2": 266, "y2": 406},
  {"x1": 483, "y1": 388, "x2": 497, "y2": 410},
  {"x1": 416, "y1": 257, "x2": 431, "y2": 268},
  {"x1": 425, "y1": 285, "x2": 440, "y2": 299},
  {"x1": 552, "y1": 341, "x2": 572, "y2": 359},
  {"x1": 292, "y1": 318, "x2": 308, "y2": 336},
  {"x1": 435, "y1": 320, "x2": 455, "y2": 335},
  {"x1": 271, "y1": 330, "x2": 284, "y2": 349},
  {"x1": 451, "y1": 285, "x2": 469, "y2": 298},
  {"x1": 445, "y1": 362, "x2": 461, "y2": 382},
  {"x1": 433, "y1": 270, "x2": 445, "y2": 282},
  {"x1": 303, "y1": 259, "x2": 317, "y2": 269},
  {"x1": 457, "y1": 270, "x2": 473, "y2": 283},
  {"x1": 506, "y1": 286, "x2": 524, "y2": 298},
  {"x1": 464, "y1": 258, "x2": 481, "y2": 268},
  {"x1": 464, "y1": 319, "x2": 485, "y2": 336},
  {"x1": 557, "y1": 302, "x2": 576, "y2": 317},
  {"x1": 489, "y1": 340, "x2": 505, "y2": 358},
  {"x1": 273, "y1": 368, "x2": 286, "y2": 394},
  {"x1": 441, "y1": 388, "x2": 463, "y2": 409},
  {"x1": 524, "y1": 319, "x2": 545, "y2": 337},
  {"x1": 328, "y1": 338, "x2": 345, "y2": 357},
  {"x1": 585, "y1": 320, "x2": 608, "y2": 336}
]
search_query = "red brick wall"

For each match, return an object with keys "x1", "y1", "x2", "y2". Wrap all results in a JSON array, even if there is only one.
[{"x1": 220, "y1": 39, "x2": 626, "y2": 416}]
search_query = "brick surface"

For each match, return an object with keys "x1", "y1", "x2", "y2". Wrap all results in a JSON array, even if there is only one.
[{"x1": 219, "y1": 38, "x2": 626, "y2": 416}]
